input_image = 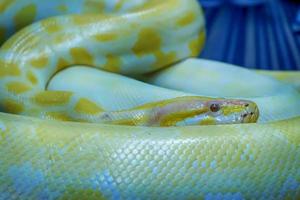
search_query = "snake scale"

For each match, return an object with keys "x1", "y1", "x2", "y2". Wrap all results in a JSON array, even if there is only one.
[{"x1": 0, "y1": 0, "x2": 300, "y2": 199}]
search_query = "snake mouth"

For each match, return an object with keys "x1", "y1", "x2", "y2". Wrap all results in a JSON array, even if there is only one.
[{"x1": 241, "y1": 103, "x2": 259, "y2": 123}]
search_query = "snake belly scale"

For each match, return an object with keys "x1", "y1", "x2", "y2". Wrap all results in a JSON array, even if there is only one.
[{"x1": 0, "y1": 0, "x2": 299, "y2": 199}]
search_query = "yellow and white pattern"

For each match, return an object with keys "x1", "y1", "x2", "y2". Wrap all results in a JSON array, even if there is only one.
[{"x1": 0, "y1": 0, "x2": 299, "y2": 199}]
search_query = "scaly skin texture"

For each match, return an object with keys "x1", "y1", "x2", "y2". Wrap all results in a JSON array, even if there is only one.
[
  {"x1": 0, "y1": 113, "x2": 299, "y2": 199},
  {"x1": 0, "y1": 0, "x2": 299, "y2": 199}
]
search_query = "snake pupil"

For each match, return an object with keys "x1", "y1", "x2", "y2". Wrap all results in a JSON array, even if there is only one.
[{"x1": 210, "y1": 104, "x2": 220, "y2": 112}]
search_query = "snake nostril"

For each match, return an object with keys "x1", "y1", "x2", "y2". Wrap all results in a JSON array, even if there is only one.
[
  {"x1": 250, "y1": 112, "x2": 254, "y2": 115},
  {"x1": 242, "y1": 113, "x2": 248, "y2": 118},
  {"x1": 245, "y1": 103, "x2": 249, "y2": 107}
]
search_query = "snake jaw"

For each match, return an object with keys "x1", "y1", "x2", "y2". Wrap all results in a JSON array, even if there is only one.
[
  {"x1": 241, "y1": 102, "x2": 259, "y2": 123},
  {"x1": 212, "y1": 100, "x2": 259, "y2": 124}
]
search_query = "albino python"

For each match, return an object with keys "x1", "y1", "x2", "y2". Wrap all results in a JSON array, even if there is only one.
[{"x1": 0, "y1": 0, "x2": 299, "y2": 199}]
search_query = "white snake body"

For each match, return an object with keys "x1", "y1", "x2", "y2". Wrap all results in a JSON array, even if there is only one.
[{"x1": 0, "y1": 0, "x2": 300, "y2": 199}]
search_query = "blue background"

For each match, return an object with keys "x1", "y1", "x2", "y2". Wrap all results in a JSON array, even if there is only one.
[{"x1": 198, "y1": 0, "x2": 300, "y2": 70}]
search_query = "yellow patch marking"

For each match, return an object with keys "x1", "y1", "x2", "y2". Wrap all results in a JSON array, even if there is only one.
[
  {"x1": 176, "y1": 12, "x2": 196, "y2": 27},
  {"x1": 83, "y1": 1, "x2": 105, "y2": 13},
  {"x1": 160, "y1": 109, "x2": 207, "y2": 127},
  {"x1": 53, "y1": 33, "x2": 76, "y2": 45},
  {"x1": 56, "y1": 58, "x2": 70, "y2": 72},
  {"x1": 115, "y1": 0, "x2": 125, "y2": 11},
  {"x1": 13, "y1": 4, "x2": 37, "y2": 30},
  {"x1": 41, "y1": 20, "x2": 62, "y2": 33},
  {"x1": 0, "y1": 0, "x2": 15, "y2": 13},
  {"x1": 72, "y1": 15, "x2": 104, "y2": 26},
  {"x1": 154, "y1": 51, "x2": 177, "y2": 68},
  {"x1": 27, "y1": 71, "x2": 38, "y2": 85},
  {"x1": 132, "y1": 0, "x2": 178, "y2": 14},
  {"x1": 0, "y1": 61, "x2": 21, "y2": 77},
  {"x1": 75, "y1": 98, "x2": 103, "y2": 115},
  {"x1": 46, "y1": 112, "x2": 71, "y2": 121},
  {"x1": 103, "y1": 54, "x2": 121, "y2": 72},
  {"x1": 222, "y1": 105, "x2": 244, "y2": 116},
  {"x1": 189, "y1": 30, "x2": 205, "y2": 56},
  {"x1": 3, "y1": 99, "x2": 24, "y2": 113},
  {"x1": 59, "y1": 188, "x2": 106, "y2": 200},
  {"x1": 93, "y1": 33, "x2": 118, "y2": 42},
  {"x1": 56, "y1": 5, "x2": 68, "y2": 13},
  {"x1": 6, "y1": 82, "x2": 31, "y2": 94},
  {"x1": 34, "y1": 91, "x2": 72, "y2": 106},
  {"x1": 110, "y1": 119, "x2": 136, "y2": 126},
  {"x1": 29, "y1": 54, "x2": 49, "y2": 68},
  {"x1": 132, "y1": 28, "x2": 161, "y2": 57},
  {"x1": 199, "y1": 117, "x2": 216, "y2": 125},
  {"x1": 70, "y1": 47, "x2": 94, "y2": 64}
]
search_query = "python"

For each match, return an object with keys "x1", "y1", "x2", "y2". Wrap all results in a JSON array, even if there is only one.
[{"x1": 0, "y1": 0, "x2": 299, "y2": 199}]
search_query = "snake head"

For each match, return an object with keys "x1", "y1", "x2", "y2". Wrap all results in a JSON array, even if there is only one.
[
  {"x1": 145, "y1": 97, "x2": 259, "y2": 126},
  {"x1": 199, "y1": 99, "x2": 259, "y2": 125}
]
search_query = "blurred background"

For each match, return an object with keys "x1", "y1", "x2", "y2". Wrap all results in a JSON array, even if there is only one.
[{"x1": 198, "y1": 0, "x2": 300, "y2": 70}]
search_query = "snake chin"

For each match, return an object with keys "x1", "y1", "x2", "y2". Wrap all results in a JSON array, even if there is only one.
[{"x1": 241, "y1": 104, "x2": 259, "y2": 123}]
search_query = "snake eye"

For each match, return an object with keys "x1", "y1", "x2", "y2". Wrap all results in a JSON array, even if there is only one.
[{"x1": 210, "y1": 103, "x2": 220, "y2": 112}]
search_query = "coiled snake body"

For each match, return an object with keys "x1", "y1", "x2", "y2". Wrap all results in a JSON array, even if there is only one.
[{"x1": 0, "y1": 0, "x2": 299, "y2": 199}]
